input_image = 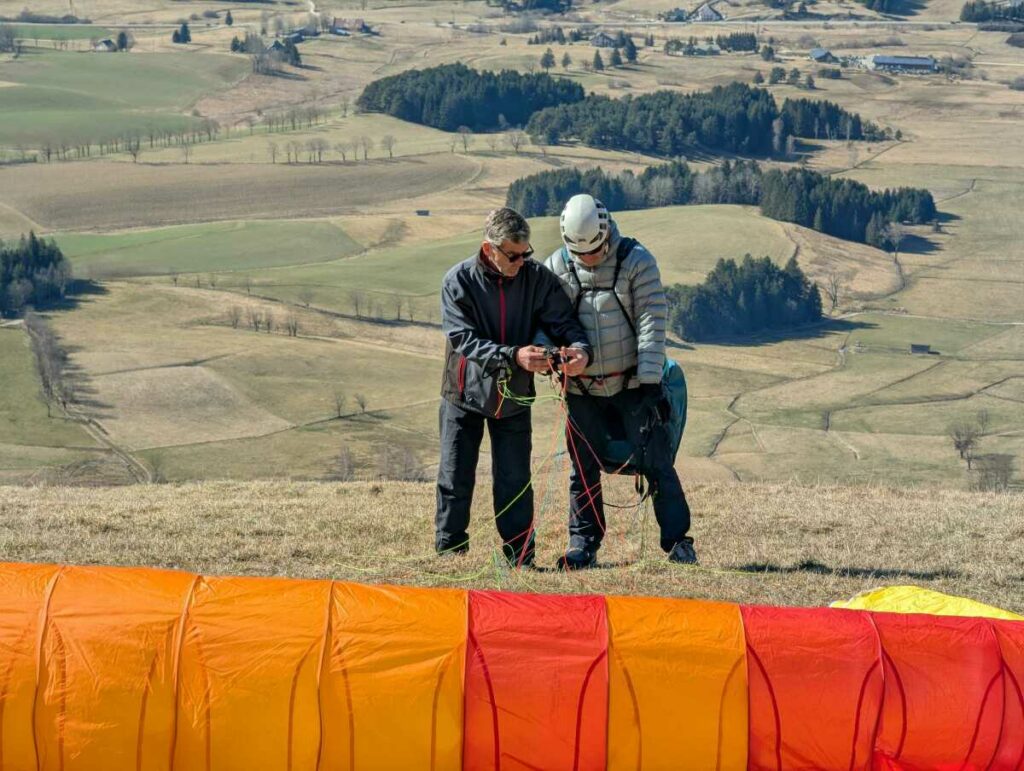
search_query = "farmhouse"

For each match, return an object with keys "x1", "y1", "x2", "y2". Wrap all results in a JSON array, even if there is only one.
[
  {"x1": 690, "y1": 2, "x2": 724, "y2": 22},
  {"x1": 867, "y1": 54, "x2": 936, "y2": 73},
  {"x1": 93, "y1": 39, "x2": 117, "y2": 52},
  {"x1": 331, "y1": 17, "x2": 372, "y2": 34},
  {"x1": 809, "y1": 47, "x2": 837, "y2": 63},
  {"x1": 591, "y1": 31, "x2": 617, "y2": 47}
]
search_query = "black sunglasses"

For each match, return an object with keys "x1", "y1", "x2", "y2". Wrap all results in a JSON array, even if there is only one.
[
  {"x1": 493, "y1": 243, "x2": 534, "y2": 262},
  {"x1": 570, "y1": 241, "x2": 607, "y2": 258}
]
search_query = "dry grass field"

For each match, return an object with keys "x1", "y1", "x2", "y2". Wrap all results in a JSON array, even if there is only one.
[{"x1": 0, "y1": 479, "x2": 1020, "y2": 611}]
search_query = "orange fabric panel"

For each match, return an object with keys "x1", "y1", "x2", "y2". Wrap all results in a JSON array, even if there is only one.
[
  {"x1": 872, "y1": 613, "x2": 1007, "y2": 771},
  {"x1": 319, "y1": 582, "x2": 466, "y2": 770},
  {"x1": 34, "y1": 565, "x2": 194, "y2": 771},
  {"x1": 991, "y1": 621, "x2": 1024, "y2": 770},
  {"x1": 741, "y1": 606, "x2": 883, "y2": 771},
  {"x1": 173, "y1": 575, "x2": 330, "y2": 771},
  {"x1": 0, "y1": 563, "x2": 60, "y2": 771},
  {"x1": 606, "y1": 595, "x2": 746, "y2": 771},
  {"x1": 463, "y1": 590, "x2": 608, "y2": 771}
]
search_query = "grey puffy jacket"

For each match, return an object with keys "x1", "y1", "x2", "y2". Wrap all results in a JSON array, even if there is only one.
[{"x1": 541, "y1": 219, "x2": 668, "y2": 397}]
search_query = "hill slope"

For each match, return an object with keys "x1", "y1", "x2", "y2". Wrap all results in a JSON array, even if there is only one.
[{"x1": 1, "y1": 479, "x2": 1020, "y2": 612}]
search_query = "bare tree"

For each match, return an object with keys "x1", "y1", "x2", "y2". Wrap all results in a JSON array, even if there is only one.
[
  {"x1": 381, "y1": 134, "x2": 397, "y2": 159},
  {"x1": 243, "y1": 276, "x2": 253, "y2": 295},
  {"x1": 268, "y1": 141, "x2": 279, "y2": 164},
  {"x1": 125, "y1": 136, "x2": 142, "y2": 163},
  {"x1": 285, "y1": 313, "x2": 300, "y2": 337},
  {"x1": 312, "y1": 137, "x2": 329, "y2": 163},
  {"x1": 972, "y1": 454, "x2": 1014, "y2": 491},
  {"x1": 505, "y1": 130, "x2": 527, "y2": 153},
  {"x1": 227, "y1": 305, "x2": 242, "y2": 328},
  {"x1": 248, "y1": 306, "x2": 262, "y2": 332},
  {"x1": 181, "y1": 142, "x2": 193, "y2": 164},
  {"x1": 359, "y1": 135, "x2": 374, "y2": 160},
  {"x1": 169, "y1": 270, "x2": 179, "y2": 287},
  {"x1": 264, "y1": 310, "x2": 275, "y2": 334},
  {"x1": 349, "y1": 290, "x2": 364, "y2": 318},
  {"x1": 207, "y1": 274, "x2": 217, "y2": 289},
  {"x1": 376, "y1": 445, "x2": 426, "y2": 481},
  {"x1": 976, "y1": 409, "x2": 991, "y2": 437},
  {"x1": 298, "y1": 288, "x2": 314, "y2": 307},
  {"x1": 824, "y1": 270, "x2": 843, "y2": 311},
  {"x1": 391, "y1": 294, "x2": 404, "y2": 320},
  {"x1": 486, "y1": 134, "x2": 500, "y2": 152},
  {"x1": 885, "y1": 221, "x2": 906, "y2": 261},
  {"x1": 334, "y1": 141, "x2": 349, "y2": 162},
  {"x1": 949, "y1": 420, "x2": 981, "y2": 469},
  {"x1": 329, "y1": 445, "x2": 356, "y2": 481},
  {"x1": 355, "y1": 393, "x2": 368, "y2": 413},
  {"x1": 448, "y1": 136, "x2": 459, "y2": 154},
  {"x1": 333, "y1": 391, "x2": 347, "y2": 418},
  {"x1": 339, "y1": 96, "x2": 350, "y2": 118},
  {"x1": 458, "y1": 126, "x2": 474, "y2": 152}
]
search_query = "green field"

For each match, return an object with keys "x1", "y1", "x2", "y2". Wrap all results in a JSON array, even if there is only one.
[
  {"x1": 7, "y1": 24, "x2": 114, "y2": 41},
  {"x1": 57, "y1": 220, "x2": 364, "y2": 277},
  {"x1": 0, "y1": 49, "x2": 247, "y2": 146}
]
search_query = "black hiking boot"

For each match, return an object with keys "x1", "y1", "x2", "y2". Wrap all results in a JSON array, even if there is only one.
[
  {"x1": 667, "y1": 538, "x2": 697, "y2": 565},
  {"x1": 556, "y1": 547, "x2": 599, "y2": 571},
  {"x1": 502, "y1": 543, "x2": 536, "y2": 570}
]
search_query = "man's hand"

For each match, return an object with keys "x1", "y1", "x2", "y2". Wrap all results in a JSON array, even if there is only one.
[
  {"x1": 559, "y1": 347, "x2": 588, "y2": 377},
  {"x1": 515, "y1": 345, "x2": 552, "y2": 373}
]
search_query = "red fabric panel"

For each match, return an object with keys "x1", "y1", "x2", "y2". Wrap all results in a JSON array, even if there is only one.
[
  {"x1": 991, "y1": 620, "x2": 1024, "y2": 771},
  {"x1": 463, "y1": 590, "x2": 608, "y2": 771},
  {"x1": 872, "y1": 612, "x2": 1006, "y2": 771},
  {"x1": 741, "y1": 605, "x2": 883, "y2": 771}
]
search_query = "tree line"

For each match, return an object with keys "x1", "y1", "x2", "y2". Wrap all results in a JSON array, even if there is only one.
[
  {"x1": 506, "y1": 159, "x2": 936, "y2": 247},
  {"x1": 961, "y1": 0, "x2": 1024, "y2": 21},
  {"x1": 1, "y1": 233, "x2": 73, "y2": 317},
  {"x1": 525, "y1": 83, "x2": 885, "y2": 158},
  {"x1": 715, "y1": 32, "x2": 758, "y2": 51},
  {"x1": 356, "y1": 63, "x2": 585, "y2": 132},
  {"x1": 665, "y1": 255, "x2": 822, "y2": 341}
]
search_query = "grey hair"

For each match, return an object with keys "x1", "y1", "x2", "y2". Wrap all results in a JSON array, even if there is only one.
[{"x1": 484, "y1": 207, "x2": 530, "y2": 247}]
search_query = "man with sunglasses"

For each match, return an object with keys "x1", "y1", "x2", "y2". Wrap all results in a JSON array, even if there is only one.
[
  {"x1": 542, "y1": 194, "x2": 697, "y2": 569},
  {"x1": 436, "y1": 207, "x2": 591, "y2": 567}
]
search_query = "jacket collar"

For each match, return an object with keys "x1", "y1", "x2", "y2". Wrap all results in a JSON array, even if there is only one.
[{"x1": 475, "y1": 248, "x2": 520, "y2": 282}]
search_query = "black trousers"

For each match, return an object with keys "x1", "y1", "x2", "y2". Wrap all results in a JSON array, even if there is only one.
[
  {"x1": 435, "y1": 399, "x2": 535, "y2": 561},
  {"x1": 565, "y1": 389, "x2": 691, "y2": 553}
]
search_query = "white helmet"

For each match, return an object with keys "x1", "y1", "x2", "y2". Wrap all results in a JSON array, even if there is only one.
[{"x1": 560, "y1": 194, "x2": 610, "y2": 253}]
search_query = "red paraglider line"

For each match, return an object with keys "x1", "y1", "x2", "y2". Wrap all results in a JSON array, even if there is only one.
[
  {"x1": 573, "y1": 649, "x2": 608, "y2": 771},
  {"x1": 746, "y1": 642, "x2": 783, "y2": 771},
  {"x1": 880, "y1": 647, "x2": 908, "y2": 759},
  {"x1": 962, "y1": 663, "x2": 1002, "y2": 770},
  {"x1": 612, "y1": 649, "x2": 643, "y2": 771},
  {"x1": 848, "y1": 660, "x2": 881, "y2": 771},
  {"x1": 467, "y1": 631, "x2": 501, "y2": 771}
]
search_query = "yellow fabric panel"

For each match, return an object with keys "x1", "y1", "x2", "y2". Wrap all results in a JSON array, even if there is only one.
[
  {"x1": 832, "y1": 585, "x2": 1023, "y2": 621},
  {"x1": 606, "y1": 596, "x2": 747, "y2": 771},
  {"x1": 0, "y1": 563, "x2": 60, "y2": 771},
  {"x1": 320, "y1": 583, "x2": 466, "y2": 771},
  {"x1": 173, "y1": 575, "x2": 331, "y2": 771},
  {"x1": 35, "y1": 566, "x2": 194, "y2": 771}
]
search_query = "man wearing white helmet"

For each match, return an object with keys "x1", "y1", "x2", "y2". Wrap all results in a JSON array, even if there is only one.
[{"x1": 543, "y1": 193, "x2": 697, "y2": 569}]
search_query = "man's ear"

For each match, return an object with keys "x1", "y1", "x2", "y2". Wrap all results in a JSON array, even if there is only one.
[{"x1": 481, "y1": 241, "x2": 493, "y2": 258}]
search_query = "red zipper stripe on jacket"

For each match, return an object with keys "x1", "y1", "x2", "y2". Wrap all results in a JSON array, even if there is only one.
[
  {"x1": 457, "y1": 355, "x2": 467, "y2": 397},
  {"x1": 496, "y1": 279, "x2": 506, "y2": 418}
]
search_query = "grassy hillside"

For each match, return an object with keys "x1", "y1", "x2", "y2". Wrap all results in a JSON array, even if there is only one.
[{"x1": 0, "y1": 479, "x2": 1019, "y2": 612}]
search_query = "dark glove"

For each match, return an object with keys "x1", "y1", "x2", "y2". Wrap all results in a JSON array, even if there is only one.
[{"x1": 639, "y1": 383, "x2": 671, "y2": 424}]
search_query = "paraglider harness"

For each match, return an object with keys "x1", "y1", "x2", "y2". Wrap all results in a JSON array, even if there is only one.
[{"x1": 554, "y1": 238, "x2": 688, "y2": 496}]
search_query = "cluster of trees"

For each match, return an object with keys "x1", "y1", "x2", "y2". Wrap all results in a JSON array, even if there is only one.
[
  {"x1": 507, "y1": 160, "x2": 761, "y2": 216},
  {"x1": 527, "y1": 83, "x2": 889, "y2": 157},
  {"x1": 24, "y1": 311, "x2": 73, "y2": 417},
  {"x1": 760, "y1": 168, "x2": 936, "y2": 245},
  {"x1": 171, "y1": 22, "x2": 191, "y2": 44},
  {"x1": 665, "y1": 255, "x2": 822, "y2": 341},
  {"x1": 0, "y1": 25, "x2": 17, "y2": 53},
  {"x1": 266, "y1": 134, "x2": 396, "y2": 163},
  {"x1": 0, "y1": 9, "x2": 88, "y2": 23},
  {"x1": 32, "y1": 118, "x2": 223, "y2": 165},
  {"x1": 231, "y1": 33, "x2": 301, "y2": 69},
  {"x1": 817, "y1": 67, "x2": 843, "y2": 79},
  {"x1": 526, "y1": 25, "x2": 587, "y2": 44},
  {"x1": 856, "y1": 0, "x2": 902, "y2": 13},
  {"x1": 506, "y1": 159, "x2": 935, "y2": 248},
  {"x1": 715, "y1": 32, "x2": 758, "y2": 51},
  {"x1": 357, "y1": 63, "x2": 584, "y2": 132},
  {"x1": 948, "y1": 410, "x2": 1014, "y2": 490},
  {"x1": 498, "y1": 0, "x2": 572, "y2": 12},
  {"x1": 1, "y1": 233, "x2": 73, "y2": 317},
  {"x1": 961, "y1": 0, "x2": 1024, "y2": 21}
]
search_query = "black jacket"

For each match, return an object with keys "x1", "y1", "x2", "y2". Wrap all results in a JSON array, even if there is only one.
[{"x1": 440, "y1": 252, "x2": 592, "y2": 418}]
